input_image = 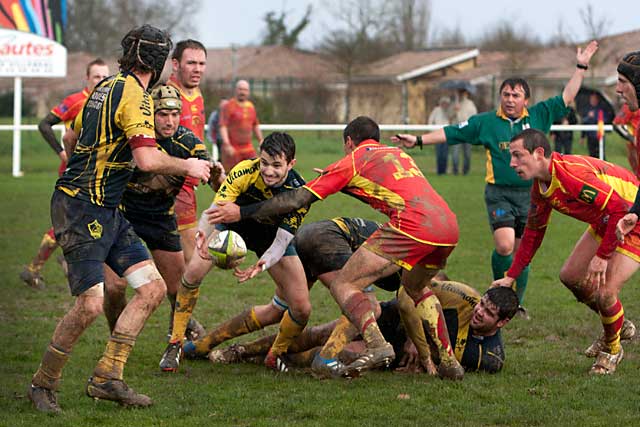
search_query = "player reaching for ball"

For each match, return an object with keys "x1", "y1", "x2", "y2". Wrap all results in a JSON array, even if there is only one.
[{"x1": 159, "y1": 132, "x2": 311, "y2": 373}]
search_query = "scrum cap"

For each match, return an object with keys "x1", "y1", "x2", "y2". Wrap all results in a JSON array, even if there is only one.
[
  {"x1": 151, "y1": 85, "x2": 182, "y2": 112},
  {"x1": 618, "y1": 51, "x2": 640, "y2": 104},
  {"x1": 119, "y1": 25, "x2": 172, "y2": 88}
]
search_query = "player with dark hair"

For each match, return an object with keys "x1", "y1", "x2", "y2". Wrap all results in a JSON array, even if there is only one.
[
  {"x1": 27, "y1": 25, "x2": 212, "y2": 413},
  {"x1": 494, "y1": 128, "x2": 639, "y2": 375},
  {"x1": 393, "y1": 42, "x2": 599, "y2": 313},
  {"x1": 20, "y1": 58, "x2": 109, "y2": 289},
  {"x1": 160, "y1": 132, "x2": 311, "y2": 373},
  {"x1": 208, "y1": 116, "x2": 465, "y2": 379},
  {"x1": 102, "y1": 84, "x2": 223, "y2": 339},
  {"x1": 167, "y1": 39, "x2": 208, "y2": 265}
]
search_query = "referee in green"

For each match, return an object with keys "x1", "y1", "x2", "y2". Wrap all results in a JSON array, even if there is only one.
[{"x1": 393, "y1": 40, "x2": 598, "y2": 315}]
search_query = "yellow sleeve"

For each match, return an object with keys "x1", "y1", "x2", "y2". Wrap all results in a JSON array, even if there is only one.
[
  {"x1": 115, "y1": 76, "x2": 155, "y2": 140},
  {"x1": 214, "y1": 159, "x2": 258, "y2": 203}
]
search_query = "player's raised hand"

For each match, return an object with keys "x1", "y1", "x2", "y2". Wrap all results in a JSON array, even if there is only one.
[
  {"x1": 390, "y1": 134, "x2": 417, "y2": 149},
  {"x1": 205, "y1": 201, "x2": 241, "y2": 224},
  {"x1": 576, "y1": 40, "x2": 598, "y2": 67},
  {"x1": 491, "y1": 276, "x2": 515, "y2": 289},
  {"x1": 234, "y1": 260, "x2": 266, "y2": 282},
  {"x1": 185, "y1": 157, "x2": 211, "y2": 182},
  {"x1": 616, "y1": 213, "x2": 638, "y2": 243}
]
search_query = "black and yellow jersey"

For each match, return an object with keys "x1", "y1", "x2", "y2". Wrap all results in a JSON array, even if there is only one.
[
  {"x1": 215, "y1": 158, "x2": 308, "y2": 234},
  {"x1": 379, "y1": 280, "x2": 506, "y2": 373},
  {"x1": 120, "y1": 126, "x2": 209, "y2": 217},
  {"x1": 56, "y1": 71, "x2": 156, "y2": 208}
]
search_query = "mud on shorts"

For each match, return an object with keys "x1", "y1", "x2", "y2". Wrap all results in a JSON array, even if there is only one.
[
  {"x1": 175, "y1": 184, "x2": 197, "y2": 231},
  {"x1": 123, "y1": 210, "x2": 181, "y2": 252},
  {"x1": 51, "y1": 191, "x2": 151, "y2": 296},
  {"x1": 484, "y1": 183, "x2": 531, "y2": 237},
  {"x1": 362, "y1": 223, "x2": 456, "y2": 271}
]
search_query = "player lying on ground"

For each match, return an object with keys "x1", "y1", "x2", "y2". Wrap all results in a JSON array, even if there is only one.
[
  {"x1": 209, "y1": 278, "x2": 518, "y2": 375},
  {"x1": 207, "y1": 117, "x2": 465, "y2": 379},
  {"x1": 161, "y1": 132, "x2": 311, "y2": 373},
  {"x1": 493, "y1": 128, "x2": 638, "y2": 375},
  {"x1": 100, "y1": 84, "x2": 224, "y2": 342}
]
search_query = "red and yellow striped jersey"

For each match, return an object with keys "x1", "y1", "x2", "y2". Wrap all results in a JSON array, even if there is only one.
[
  {"x1": 305, "y1": 140, "x2": 458, "y2": 245},
  {"x1": 167, "y1": 76, "x2": 205, "y2": 141},
  {"x1": 51, "y1": 88, "x2": 90, "y2": 128},
  {"x1": 509, "y1": 153, "x2": 640, "y2": 277}
]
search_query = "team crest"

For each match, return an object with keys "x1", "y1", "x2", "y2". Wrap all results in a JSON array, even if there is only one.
[
  {"x1": 87, "y1": 219, "x2": 103, "y2": 239},
  {"x1": 578, "y1": 185, "x2": 598, "y2": 204}
]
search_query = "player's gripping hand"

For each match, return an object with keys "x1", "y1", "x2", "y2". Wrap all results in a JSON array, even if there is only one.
[
  {"x1": 585, "y1": 255, "x2": 607, "y2": 289},
  {"x1": 491, "y1": 276, "x2": 515, "y2": 289},
  {"x1": 185, "y1": 157, "x2": 211, "y2": 183},
  {"x1": 390, "y1": 134, "x2": 417, "y2": 149},
  {"x1": 616, "y1": 213, "x2": 638, "y2": 243},
  {"x1": 195, "y1": 230, "x2": 213, "y2": 261},
  {"x1": 205, "y1": 201, "x2": 241, "y2": 224},
  {"x1": 208, "y1": 161, "x2": 226, "y2": 191},
  {"x1": 234, "y1": 260, "x2": 266, "y2": 283}
]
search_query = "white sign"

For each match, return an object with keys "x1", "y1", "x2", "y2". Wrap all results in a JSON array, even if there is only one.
[{"x1": 0, "y1": 28, "x2": 66, "y2": 77}]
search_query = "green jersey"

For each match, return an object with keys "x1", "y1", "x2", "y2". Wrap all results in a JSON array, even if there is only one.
[{"x1": 444, "y1": 95, "x2": 568, "y2": 187}]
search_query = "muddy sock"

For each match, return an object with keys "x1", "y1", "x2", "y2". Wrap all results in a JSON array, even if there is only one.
[
  {"x1": 170, "y1": 276, "x2": 200, "y2": 343},
  {"x1": 195, "y1": 307, "x2": 262, "y2": 354},
  {"x1": 93, "y1": 332, "x2": 136, "y2": 382},
  {"x1": 31, "y1": 343, "x2": 69, "y2": 390}
]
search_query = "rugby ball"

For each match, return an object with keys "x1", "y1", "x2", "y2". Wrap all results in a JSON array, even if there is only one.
[{"x1": 208, "y1": 230, "x2": 247, "y2": 269}]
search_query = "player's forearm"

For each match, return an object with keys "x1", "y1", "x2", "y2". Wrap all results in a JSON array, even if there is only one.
[
  {"x1": 62, "y1": 128, "x2": 78, "y2": 159},
  {"x1": 219, "y1": 126, "x2": 230, "y2": 147},
  {"x1": 421, "y1": 128, "x2": 447, "y2": 146},
  {"x1": 134, "y1": 146, "x2": 190, "y2": 176},
  {"x1": 507, "y1": 227, "x2": 546, "y2": 278},
  {"x1": 38, "y1": 113, "x2": 63, "y2": 154},
  {"x1": 258, "y1": 228, "x2": 294, "y2": 271},
  {"x1": 562, "y1": 68, "x2": 587, "y2": 106},
  {"x1": 240, "y1": 187, "x2": 317, "y2": 221}
]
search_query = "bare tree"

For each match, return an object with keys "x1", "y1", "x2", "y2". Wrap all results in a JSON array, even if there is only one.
[
  {"x1": 261, "y1": 5, "x2": 312, "y2": 48},
  {"x1": 65, "y1": 0, "x2": 201, "y2": 55},
  {"x1": 479, "y1": 19, "x2": 542, "y2": 70},
  {"x1": 384, "y1": 0, "x2": 431, "y2": 51},
  {"x1": 579, "y1": 4, "x2": 610, "y2": 40},
  {"x1": 547, "y1": 19, "x2": 574, "y2": 47},
  {"x1": 431, "y1": 24, "x2": 466, "y2": 48}
]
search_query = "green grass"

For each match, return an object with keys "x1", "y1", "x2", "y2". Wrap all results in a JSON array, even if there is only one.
[{"x1": 2, "y1": 129, "x2": 640, "y2": 426}]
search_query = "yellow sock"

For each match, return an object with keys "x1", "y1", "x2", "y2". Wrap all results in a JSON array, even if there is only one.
[
  {"x1": 170, "y1": 276, "x2": 201, "y2": 343},
  {"x1": 195, "y1": 307, "x2": 262, "y2": 354},
  {"x1": 32, "y1": 343, "x2": 69, "y2": 390},
  {"x1": 397, "y1": 287, "x2": 432, "y2": 361},
  {"x1": 269, "y1": 310, "x2": 306, "y2": 356},
  {"x1": 413, "y1": 289, "x2": 454, "y2": 361},
  {"x1": 319, "y1": 315, "x2": 358, "y2": 359},
  {"x1": 93, "y1": 332, "x2": 135, "y2": 382}
]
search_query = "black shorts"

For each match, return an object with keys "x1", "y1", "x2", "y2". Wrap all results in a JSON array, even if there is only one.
[
  {"x1": 294, "y1": 218, "x2": 401, "y2": 291},
  {"x1": 123, "y1": 210, "x2": 181, "y2": 252},
  {"x1": 484, "y1": 184, "x2": 530, "y2": 237},
  {"x1": 51, "y1": 191, "x2": 150, "y2": 296}
]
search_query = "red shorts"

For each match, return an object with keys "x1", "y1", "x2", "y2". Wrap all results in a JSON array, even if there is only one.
[
  {"x1": 589, "y1": 223, "x2": 640, "y2": 262},
  {"x1": 362, "y1": 223, "x2": 456, "y2": 271},
  {"x1": 175, "y1": 184, "x2": 197, "y2": 230}
]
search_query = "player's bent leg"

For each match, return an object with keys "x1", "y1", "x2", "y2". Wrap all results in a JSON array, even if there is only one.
[
  {"x1": 90, "y1": 262, "x2": 164, "y2": 405},
  {"x1": 396, "y1": 286, "x2": 436, "y2": 376},
  {"x1": 30, "y1": 284, "x2": 104, "y2": 413},
  {"x1": 179, "y1": 227, "x2": 197, "y2": 266},
  {"x1": 22, "y1": 228, "x2": 58, "y2": 289}
]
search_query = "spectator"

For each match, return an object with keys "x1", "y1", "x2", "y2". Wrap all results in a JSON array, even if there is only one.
[
  {"x1": 428, "y1": 96, "x2": 452, "y2": 175},
  {"x1": 451, "y1": 89, "x2": 477, "y2": 174},
  {"x1": 580, "y1": 93, "x2": 611, "y2": 159},
  {"x1": 550, "y1": 103, "x2": 578, "y2": 154}
]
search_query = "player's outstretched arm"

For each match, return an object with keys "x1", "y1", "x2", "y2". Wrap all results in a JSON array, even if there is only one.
[
  {"x1": 38, "y1": 113, "x2": 64, "y2": 158},
  {"x1": 206, "y1": 187, "x2": 318, "y2": 224},
  {"x1": 562, "y1": 40, "x2": 598, "y2": 106},
  {"x1": 133, "y1": 146, "x2": 211, "y2": 182},
  {"x1": 391, "y1": 129, "x2": 447, "y2": 149}
]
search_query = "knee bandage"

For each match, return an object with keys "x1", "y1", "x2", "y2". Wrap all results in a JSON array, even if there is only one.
[
  {"x1": 125, "y1": 264, "x2": 162, "y2": 289},
  {"x1": 271, "y1": 294, "x2": 289, "y2": 312}
]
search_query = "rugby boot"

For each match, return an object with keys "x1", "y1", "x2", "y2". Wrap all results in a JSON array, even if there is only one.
[
  {"x1": 28, "y1": 384, "x2": 61, "y2": 414},
  {"x1": 86, "y1": 377, "x2": 152, "y2": 407},
  {"x1": 264, "y1": 350, "x2": 290, "y2": 373},
  {"x1": 584, "y1": 319, "x2": 636, "y2": 358},
  {"x1": 437, "y1": 357, "x2": 465, "y2": 380},
  {"x1": 589, "y1": 348, "x2": 624, "y2": 375},
  {"x1": 159, "y1": 341, "x2": 182, "y2": 372},
  {"x1": 20, "y1": 267, "x2": 46, "y2": 290},
  {"x1": 185, "y1": 317, "x2": 206, "y2": 342},
  {"x1": 516, "y1": 305, "x2": 530, "y2": 320},
  {"x1": 344, "y1": 342, "x2": 395, "y2": 376},
  {"x1": 310, "y1": 354, "x2": 347, "y2": 379},
  {"x1": 208, "y1": 344, "x2": 247, "y2": 364}
]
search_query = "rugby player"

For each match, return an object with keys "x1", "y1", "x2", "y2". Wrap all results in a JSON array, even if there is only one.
[
  {"x1": 160, "y1": 132, "x2": 311, "y2": 373},
  {"x1": 21, "y1": 59, "x2": 109, "y2": 289},
  {"x1": 393, "y1": 41, "x2": 599, "y2": 312},
  {"x1": 167, "y1": 39, "x2": 208, "y2": 265},
  {"x1": 208, "y1": 116, "x2": 465, "y2": 379},
  {"x1": 27, "y1": 25, "x2": 211, "y2": 413},
  {"x1": 494, "y1": 128, "x2": 640, "y2": 375},
  {"x1": 101, "y1": 84, "x2": 223, "y2": 340}
]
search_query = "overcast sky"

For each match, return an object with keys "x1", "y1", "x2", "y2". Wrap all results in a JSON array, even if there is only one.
[{"x1": 185, "y1": 0, "x2": 637, "y2": 49}]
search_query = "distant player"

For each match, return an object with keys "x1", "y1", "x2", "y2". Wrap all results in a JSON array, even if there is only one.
[
  {"x1": 208, "y1": 116, "x2": 465, "y2": 379},
  {"x1": 160, "y1": 132, "x2": 311, "y2": 374},
  {"x1": 167, "y1": 39, "x2": 208, "y2": 264},
  {"x1": 20, "y1": 58, "x2": 109, "y2": 289},
  {"x1": 494, "y1": 129, "x2": 639, "y2": 375}
]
